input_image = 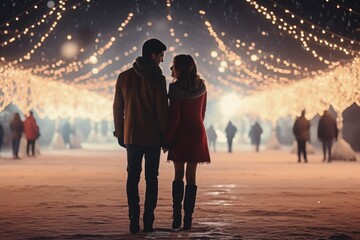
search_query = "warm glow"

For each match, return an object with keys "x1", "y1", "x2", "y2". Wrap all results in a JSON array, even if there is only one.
[
  {"x1": 220, "y1": 93, "x2": 241, "y2": 117},
  {"x1": 61, "y1": 41, "x2": 79, "y2": 59},
  {"x1": 250, "y1": 54, "x2": 258, "y2": 61}
]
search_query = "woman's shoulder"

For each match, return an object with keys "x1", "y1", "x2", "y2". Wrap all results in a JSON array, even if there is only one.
[{"x1": 168, "y1": 80, "x2": 206, "y2": 100}]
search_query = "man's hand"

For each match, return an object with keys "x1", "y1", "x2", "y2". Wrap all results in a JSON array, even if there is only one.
[{"x1": 117, "y1": 137, "x2": 126, "y2": 148}]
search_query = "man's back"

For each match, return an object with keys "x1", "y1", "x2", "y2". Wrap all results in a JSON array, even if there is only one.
[
  {"x1": 318, "y1": 113, "x2": 337, "y2": 141},
  {"x1": 293, "y1": 116, "x2": 310, "y2": 141},
  {"x1": 113, "y1": 64, "x2": 168, "y2": 147},
  {"x1": 225, "y1": 123, "x2": 236, "y2": 138}
]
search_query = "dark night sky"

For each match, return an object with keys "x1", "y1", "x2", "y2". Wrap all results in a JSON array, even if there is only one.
[
  {"x1": 1, "y1": 0, "x2": 359, "y2": 70},
  {"x1": 0, "y1": 0, "x2": 360, "y2": 93}
]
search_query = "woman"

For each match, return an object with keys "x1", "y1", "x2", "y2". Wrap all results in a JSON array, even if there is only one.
[
  {"x1": 10, "y1": 112, "x2": 23, "y2": 159},
  {"x1": 164, "y1": 54, "x2": 210, "y2": 230}
]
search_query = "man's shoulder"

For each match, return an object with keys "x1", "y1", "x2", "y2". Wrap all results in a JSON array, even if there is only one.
[{"x1": 118, "y1": 68, "x2": 136, "y2": 78}]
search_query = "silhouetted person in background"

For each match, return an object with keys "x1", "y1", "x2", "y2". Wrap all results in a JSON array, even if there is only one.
[
  {"x1": 113, "y1": 38, "x2": 168, "y2": 234},
  {"x1": 225, "y1": 121, "x2": 237, "y2": 153},
  {"x1": 293, "y1": 110, "x2": 310, "y2": 163},
  {"x1": 318, "y1": 110, "x2": 338, "y2": 162},
  {"x1": 23, "y1": 111, "x2": 40, "y2": 157},
  {"x1": 164, "y1": 54, "x2": 210, "y2": 230},
  {"x1": 207, "y1": 125, "x2": 217, "y2": 152},
  {"x1": 10, "y1": 113, "x2": 23, "y2": 159},
  {"x1": 249, "y1": 121, "x2": 263, "y2": 152},
  {"x1": 62, "y1": 121, "x2": 72, "y2": 148},
  {"x1": 0, "y1": 123, "x2": 4, "y2": 157}
]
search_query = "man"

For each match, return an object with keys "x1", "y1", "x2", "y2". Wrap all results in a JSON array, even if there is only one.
[
  {"x1": 225, "y1": 121, "x2": 237, "y2": 153},
  {"x1": 251, "y1": 121, "x2": 263, "y2": 153},
  {"x1": 318, "y1": 110, "x2": 338, "y2": 162},
  {"x1": 113, "y1": 39, "x2": 168, "y2": 234},
  {"x1": 206, "y1": 125, "x2": 217, "y2": 152},
  {"x1": 23, "y1": 111, "x2": 40, "y2": 157},
  {"x1": 293, "y1": 110, "x2": 310, "y2": 163}
]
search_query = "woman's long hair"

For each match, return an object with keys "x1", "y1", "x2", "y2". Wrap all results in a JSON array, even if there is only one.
[
  {"x1": 173, "y1": 54, "x2": 202, "y2": 92},
  {"x1": 11, "y1": 113, "x2": 22, "y2": 127}
]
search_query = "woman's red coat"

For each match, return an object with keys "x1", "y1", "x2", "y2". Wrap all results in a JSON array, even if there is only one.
[{"x1": 165, "y1": 92, "x2": 210, "y2": 163}]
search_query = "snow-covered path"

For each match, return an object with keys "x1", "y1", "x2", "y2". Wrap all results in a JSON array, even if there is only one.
[{"x1": 0, "y1": 148, "x2": 359, "y2": 239}]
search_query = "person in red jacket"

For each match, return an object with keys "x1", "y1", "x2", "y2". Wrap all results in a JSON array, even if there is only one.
[
  {"x1": 23, "y1": 111, "x2": 40, "y2": 157},
  {"x1": 164, "y1": 54, "x2": 211, "y2": 230}
]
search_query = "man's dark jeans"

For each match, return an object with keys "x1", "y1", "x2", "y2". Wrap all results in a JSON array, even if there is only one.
[
  {"x1": 322, "y1": 140, "x2": 333, "y2": 161},
  {"x1": 126, "y1": 144, "x2": 160, "y2": 226},
  {"x1": 297, "y1": 140, "x2": 307, "y2": 162},
  {"x1": 27, "y1": 139, "x2": 36, "y2": 156},
  {"x1": 12, "y1": 139, "x2": 20, "y2": 158}
]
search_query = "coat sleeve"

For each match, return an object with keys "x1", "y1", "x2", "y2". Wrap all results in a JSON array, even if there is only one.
[
  {"x1": 317, "y1": 118, "x2": 323, "y2": 139},
  {"x1": 113, "y1": 75, "x2": 124, "y2": 138},
  {"x1": 293, "y1": 120, "x2": 297, "y2": 136},
  {"x1": 164, "y1": 98, "x2": 180, "y2": 146},
  {"x1": 155, "y1": 77, "x2": 169, "y2": 144},
  {"x1": 202, "y1": 92, "x2": 207, "y2": 121}
]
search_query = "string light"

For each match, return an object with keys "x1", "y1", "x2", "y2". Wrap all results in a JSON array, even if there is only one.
[
  {"x1": 1, "y1": 2, "x2": 64, "y2": 47},
  {"x1": 1, "y1": 0, "x2": 359, "y2": 128},
  {"x1": 232, "y1": 57, "x2": 359, "y2": 124},
  {"x1": 166, "y1": 0, "x2": 172, "y2": 21},
  {"x1": 3, "y1": 0, "x2": 92, "y2": 66},
  {"x1": 322, "y1": 0, "x2": 360, "y2": 17},
  {"x1": 1, "y1": 65, "x2": 112, "y2": 121},
  {"x1": 32, "y1": 12, "x2": 134, "y2": 80},
  {"x1": 0, "y1": 0, "x2": 43, "y2": 29},
  {"x1": 251, "y1": 0, "x2": 360, "y2": 51}
]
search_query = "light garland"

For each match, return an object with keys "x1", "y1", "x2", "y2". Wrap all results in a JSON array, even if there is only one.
[
  {"x1": 203, "y1": 18, "x2": 297, "y2": 86},
  {"x1": 1, "y1": 65, "x2": 112, "y2": 121},
  {"x1": 33, "y1": 12, "x2": 134, "y2": 80},
  {"x1": 1, "y1": 0, "x2": 359, "y2": 129},
  {"x1": 0, "y1": 1, "x2": 64, "y2": 47},
  {"x1": 0, "y1": 0, "x2": 43, "y2": 29},
  {"x1": 2, "y1": 0, "x2": 93, "y2": 66},
  {"x1": 266, "y1": 0, "x2": 360, "y2": 47},
  {"x1": 323, "y1": 0, "x2": 360, "y2": 16},
  {"x1": 166, "y1": 0, "x2": 172, "y2": 21},
  {"x1": 245, "y1": 0, "x2": 359, "y2": 60},
  {"x1": 236, "y1": 56, "x2": 360, "y2": 128}
]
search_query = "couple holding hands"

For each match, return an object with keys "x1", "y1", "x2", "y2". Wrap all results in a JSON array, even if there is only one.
[{"x1": 113, "y1": 38, "x2": 210, "y2": 234}]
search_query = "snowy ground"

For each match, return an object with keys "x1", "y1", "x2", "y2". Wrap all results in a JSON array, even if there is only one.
[{"x1": 0, "y1": 144, "x2": 359, "y2": 240}]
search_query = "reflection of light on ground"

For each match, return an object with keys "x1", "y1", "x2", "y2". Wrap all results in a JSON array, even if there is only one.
[
  {"x1": 211, "y1": 184, "x2": 237, "y2": 188},
  {"x1": 206, "y1": 191, "x2": 227, "y2": 196},
  {"x1": 198, "y1": 221, "x2": 230, "y2": 227},
  {"x1": 205, "y1": 200, "x2": 233, "y2": 206}
]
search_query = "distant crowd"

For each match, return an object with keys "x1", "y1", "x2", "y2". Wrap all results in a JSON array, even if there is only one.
[
  {"x1": 206, "y1": 109, "x2": 338, "y2": 163},
  {"x1": 0, "y1": 111, "x2": 40, "y2": 159}
]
